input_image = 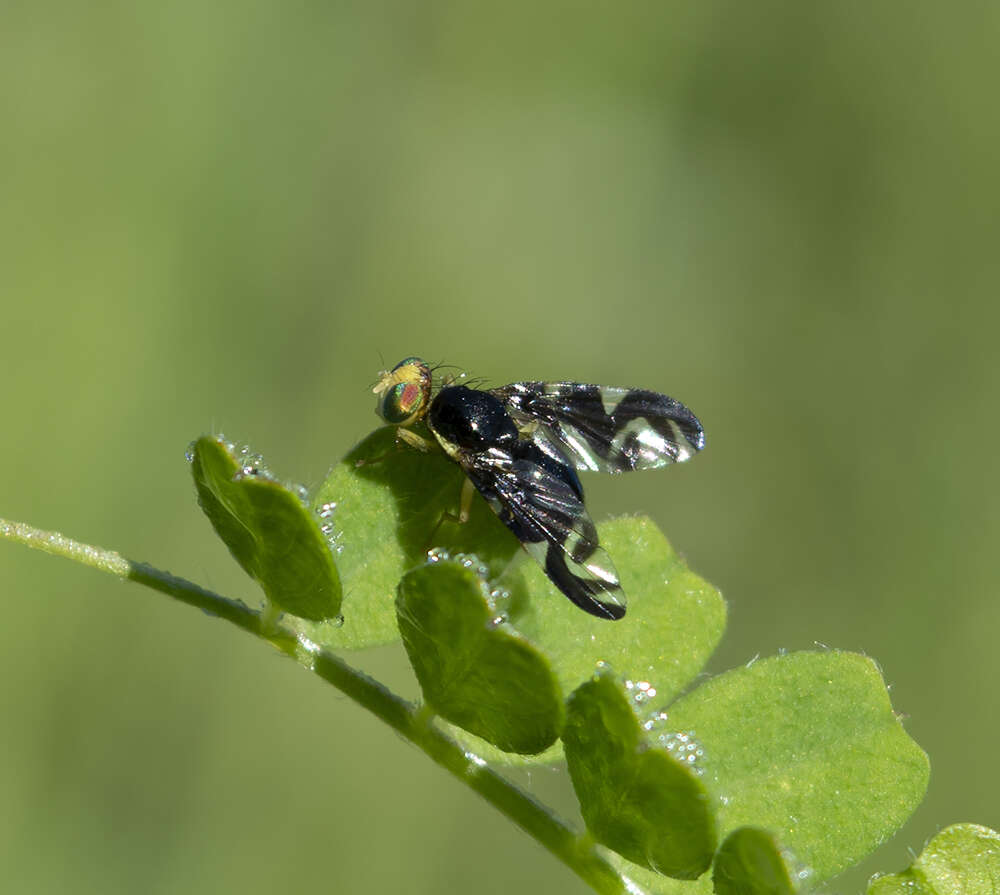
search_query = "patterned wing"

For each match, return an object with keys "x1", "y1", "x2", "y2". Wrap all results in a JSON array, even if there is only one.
[
  {"x1": 461, "y1": 443, "x2": 626, "y2": 620},
  {"x1": 492, "y1": 382, "x2": 705, "y2": 473}
]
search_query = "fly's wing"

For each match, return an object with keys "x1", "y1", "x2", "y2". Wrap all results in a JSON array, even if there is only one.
[
  {"x1": 462, "y1": 448, "x2": 626, "y2": 620},
  {"x1": 492, "y1": 382, "x2": 705, "y2": 473}
]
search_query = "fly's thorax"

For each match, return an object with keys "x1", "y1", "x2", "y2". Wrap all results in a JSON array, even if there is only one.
[
  {"x1": 428, "y1": 386, "x2": 518, "y2": 452},
  {"x1": 373, "y1": 357, "x2": 432, "y2": 425}
]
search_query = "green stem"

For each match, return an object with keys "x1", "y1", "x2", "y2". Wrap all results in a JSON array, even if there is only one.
[{"x1": 0, "y1": 517, "x2": 643, "y2": 895}]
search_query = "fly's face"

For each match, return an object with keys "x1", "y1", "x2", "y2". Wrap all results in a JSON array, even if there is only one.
[{"x1": 373, "y1": 356, "x2": 432, "y2": 426}]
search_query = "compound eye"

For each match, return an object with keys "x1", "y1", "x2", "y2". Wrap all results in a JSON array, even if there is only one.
[
  {"x1": 374, "y1": 357, "x2": 431, "y2": 425},
  {"x1": 379, "y1": 380, "x2": 427, "y2": 424}
]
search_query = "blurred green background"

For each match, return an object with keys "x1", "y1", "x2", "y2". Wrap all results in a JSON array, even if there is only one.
[{"x1": 2, "y1": 3, "x2": 998, "y2": 893}]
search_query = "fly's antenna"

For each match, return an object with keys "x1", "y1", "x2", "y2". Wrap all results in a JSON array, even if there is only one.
[{"x1": 368, "y1": 350, "x2": 390, "y2": 390}]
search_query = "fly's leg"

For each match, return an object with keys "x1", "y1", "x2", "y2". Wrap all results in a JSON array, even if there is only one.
[
  {"x1": 456, "y1": 476, "x2": 474, "y2": 523},
  {"x1": 355, "y1": 427, "x2": 436, "y2": 468},
  {"x1": 423, "y1": 477, "x2": 475, "y2": 551},
  {"x1": 397, "y1": 428, "x2": 435, "y2": 452}
]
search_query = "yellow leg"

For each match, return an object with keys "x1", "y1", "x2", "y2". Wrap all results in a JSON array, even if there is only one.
[
  {"x1": 396, "y1": 427, "x2": 435, "y2": 452},
  {"x1": 424, "y1": 477, "x2": 476, "y2": 550},
  {"x1": 458, "y1": 476, "x2": 474, "y2": 523},
  {"x1": 355, "y1": 426, "x2": 437, "y2": 467}
]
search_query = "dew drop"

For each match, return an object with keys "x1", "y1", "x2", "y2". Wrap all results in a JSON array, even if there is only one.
[
  {"x1": 643, "y1": 711, "x2": 671, "y2": 735},
  {"x1": 463, "y1": 750, "x2": 487, "y2": 768},
  {"x1": 298, "y1": 635, "x2": 320, "y2": 654},
  {"x1": 658, "y1": 729, "x2": 707, "y2": 775}
]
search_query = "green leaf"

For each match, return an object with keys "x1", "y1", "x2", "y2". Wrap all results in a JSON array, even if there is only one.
[
  {"x1": 563, "y1": 668, "x2": 717, "y2": 879},
  {"x1": 665, "y1": 651, "x2": 930, "y2": 883},
  {"x1": 505, "y1": 515, "x2": 726, "y2": 708},
  {"x1": 294, "y1": 427, "x2": 520, "y2": 649},
  {"x1": 713, "y1": 827, "x2": 805, "y2": 895},
  {"x1": 397, "y1": 556, "x2": 564, "y2": 754},
  {"x1": 190, "y1": 435, "x2": 341, "y2": 621},
  {"x1": 868, "y1": 824, "x2": 1000, "y2": 895},
  {"x1": 441, "y1": 515, "x2": 725, "y2": 767},
  {"x1": 606, "y1": 859, "x2": 715, "y2": 895}
]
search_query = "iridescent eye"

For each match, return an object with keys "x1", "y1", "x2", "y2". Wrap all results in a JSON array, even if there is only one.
[
  {"x1": 381, "y1": 381, "x2": 425, "y2": 423},
  {"x1": 374, "y1": 357, "x2": 431, "y2": 425}
]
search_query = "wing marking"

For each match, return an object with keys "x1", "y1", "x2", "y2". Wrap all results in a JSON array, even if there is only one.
[
  {"x1": 493, "y1": 382, "x2": 705, "y2": 474},
  {"x1": 460, "y1": 442, "x2": 626, "y2": 620}
]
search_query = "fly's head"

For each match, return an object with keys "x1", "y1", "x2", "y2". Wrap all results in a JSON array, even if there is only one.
[{"x1": 373, "y1": 357, "x2": 433, "y2": 426}]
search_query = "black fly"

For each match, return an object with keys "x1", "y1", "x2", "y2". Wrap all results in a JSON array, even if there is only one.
[{"x1": 372, "y1": 357, "x2": 705, "y2": 621}]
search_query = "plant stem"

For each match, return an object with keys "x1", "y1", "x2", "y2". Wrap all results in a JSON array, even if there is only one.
[{"x1": 0, "y1": 517, "x2": 644, "y2": 895}]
